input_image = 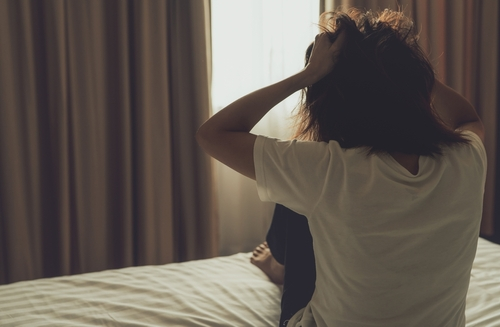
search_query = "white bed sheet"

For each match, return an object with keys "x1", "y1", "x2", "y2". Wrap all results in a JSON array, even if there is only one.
[
  {"x1": 0, "y1": 237, "x2": 499, "y2": 327},
  {"x1": 0, "y1": 253, "x2": 281, "y2": 326},
  {"x1": 465, "y1": 238, "x2": 500, "y2": 327}
]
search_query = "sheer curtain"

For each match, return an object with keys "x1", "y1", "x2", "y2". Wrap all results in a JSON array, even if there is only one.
[
  {"x1": 212, "y1": 0, "x2": 320, "y2": 255},
  {"x1": 0, "y1": 0, "x2": 216, "y2": 284},
  {"x1": 323, "y1": 0, "x2": 499, "y2": 241}
]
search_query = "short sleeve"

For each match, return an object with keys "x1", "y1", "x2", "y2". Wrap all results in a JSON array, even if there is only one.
[
  {"x1": 461, "y1": 130, "x2": 487, "y2": 186},
  {"x1": 460, "y1": 130, "x2": 487, "y2": 176},
  {"x1": 253, "y1": 135, "x2": 339, "y2": 216}
]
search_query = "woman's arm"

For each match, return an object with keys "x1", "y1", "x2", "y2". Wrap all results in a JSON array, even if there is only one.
[
  {"x1": 196, "y1": 33, "x2": 345, "y2": 180},
  {"x1": 196, "y1": 73, "x2": 310, "y2": 179},
  {"x1": 432, "y1": 80, "x2": 485, "y2": 142}
]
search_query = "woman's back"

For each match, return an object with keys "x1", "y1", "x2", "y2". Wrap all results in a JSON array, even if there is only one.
[{"x1": 254, "y1": 130, "x2": 487, "y2": 326}]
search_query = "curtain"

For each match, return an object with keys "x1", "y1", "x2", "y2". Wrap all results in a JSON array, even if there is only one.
[
  {"x1": 322, "y1": 0, "x2": 499, "y2": 241},
  {"x1": 0, "y1": 0, "x2": 216, "y2": 285}
]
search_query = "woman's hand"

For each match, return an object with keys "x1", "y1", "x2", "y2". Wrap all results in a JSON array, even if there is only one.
[{"x1": 301, "y1": 31, "x2": 346, "y2": 85}]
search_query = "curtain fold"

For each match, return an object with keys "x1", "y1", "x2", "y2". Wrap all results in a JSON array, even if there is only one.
[
  {"x1": 322, "y1": 0, "x2": 499, "y2": 240},
  {"x1": 167, "y1": 0, "x2": 218, "y2": 262},
  {"x1": 0, "y1": 0, "x2": 216, "y2": 285}
]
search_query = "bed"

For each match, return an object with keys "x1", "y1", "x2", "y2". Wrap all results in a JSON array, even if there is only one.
[{"x1": 1, "y1": 237, "x2": 499, "y2": 327}]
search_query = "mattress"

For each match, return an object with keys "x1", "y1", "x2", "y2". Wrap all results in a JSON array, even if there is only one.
[{"x1": 0, "y1": 237, "x2": 499, "y2": 327}]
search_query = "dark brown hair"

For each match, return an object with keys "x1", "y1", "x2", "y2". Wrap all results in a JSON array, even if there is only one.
[{"x1": 293, "y1": 8, "x2": 469, "y2": 155}]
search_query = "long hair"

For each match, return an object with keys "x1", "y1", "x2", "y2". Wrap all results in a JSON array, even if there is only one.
[{"x1": 293, "y1": 8, "x2": 469, "y2": 155}]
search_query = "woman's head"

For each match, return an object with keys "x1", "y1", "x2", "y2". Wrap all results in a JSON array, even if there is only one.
[{"x1": 294, "y1": 8, "x2": 467, "y2": 155}]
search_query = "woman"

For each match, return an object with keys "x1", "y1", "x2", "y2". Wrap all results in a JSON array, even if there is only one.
[{"x1": 197, "y1": 8, "x2": 486, "y2": 327}]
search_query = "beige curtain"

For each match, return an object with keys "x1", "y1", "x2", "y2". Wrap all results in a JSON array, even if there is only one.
[
  {"x1": 322, "y1": 0, "x2": 499, "y2": 239},
  {"x1": 0, "y1": 0, "x2": 217, "y2": 285}
]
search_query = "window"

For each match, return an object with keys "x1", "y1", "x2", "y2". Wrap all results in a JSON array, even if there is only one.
[{"x1": 211, "y1": 0, "x2": 320, "y2": 255}]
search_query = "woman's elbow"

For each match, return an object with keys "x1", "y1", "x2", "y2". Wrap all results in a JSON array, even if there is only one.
[{"x1": 196, "y1": 123, "x2": 224, "y2": 157}]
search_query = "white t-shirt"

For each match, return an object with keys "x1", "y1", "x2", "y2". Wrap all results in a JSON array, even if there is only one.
[{"x1": 254, "y1": 130, "x2": 487, "y2": 327}]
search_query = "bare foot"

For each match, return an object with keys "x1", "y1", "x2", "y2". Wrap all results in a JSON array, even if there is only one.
[{"x1": 250, "y1": 242, "x2": 285, "y2": 285}]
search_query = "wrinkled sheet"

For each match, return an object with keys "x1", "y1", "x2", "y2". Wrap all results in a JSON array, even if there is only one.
[
  {"x1": 466, "y1": 238, "x2": 500, "y2": 327},
  {"x1": 0, "y1": 238, "x2": 499, "y2": 326},
  {"x1": 0, "y1": 253, "x2": 281, "y2": 326}
]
